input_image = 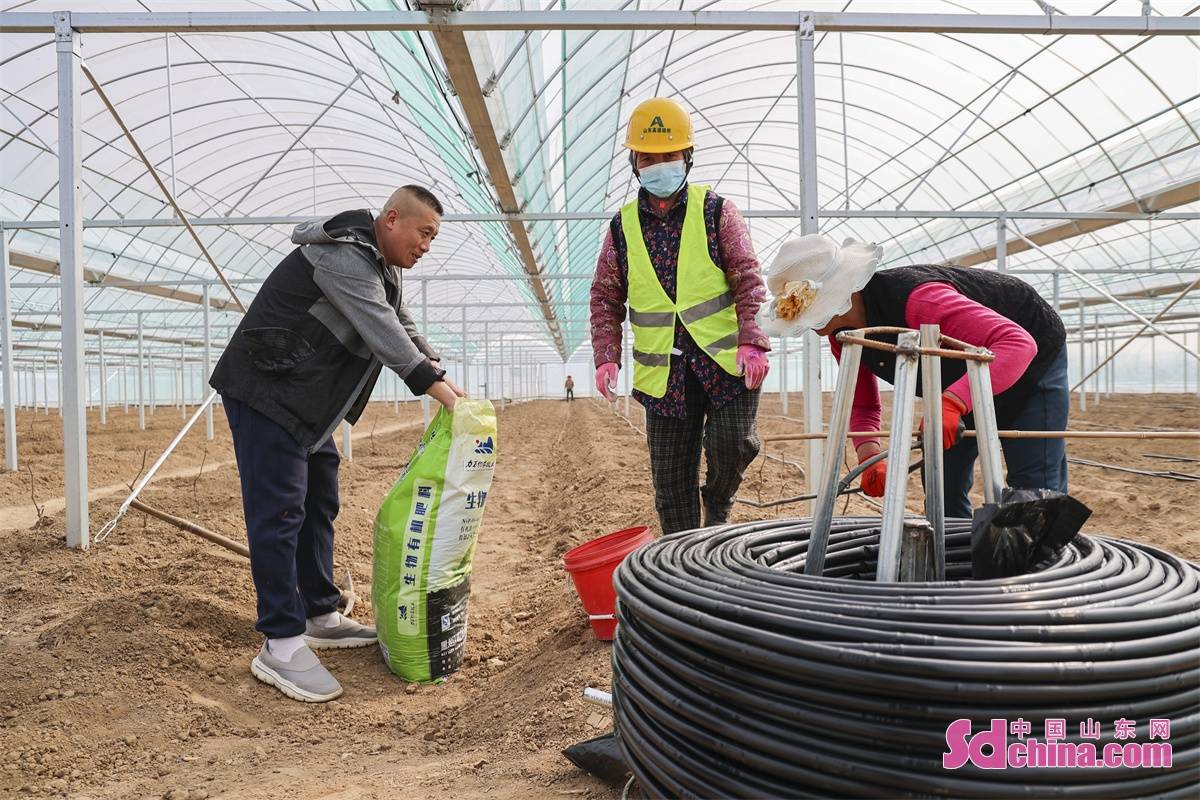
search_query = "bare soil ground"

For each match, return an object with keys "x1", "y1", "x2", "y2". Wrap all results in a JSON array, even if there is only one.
[{"x1": 0, "y1": 392, "x2": 1195, "y2": 799}]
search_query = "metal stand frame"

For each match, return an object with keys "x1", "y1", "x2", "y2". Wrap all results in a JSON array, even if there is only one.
[{"x1": 806, "y1": 325, "x2": 1004, "y2": 582}]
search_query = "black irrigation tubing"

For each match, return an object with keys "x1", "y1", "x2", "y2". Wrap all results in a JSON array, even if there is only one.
[
  {"x1": 735, "y1": 445, "x2": 920, "y2": 509},
  {"x1": 1068, "y1": 457, "x2": 1200, "y2": 482},
  {"x1": 1144, "y1": 453, "x2": 1200, "y2": 465},
  {"x1": 612, "y1": 518, "x2": 1200, "y2": 798}
]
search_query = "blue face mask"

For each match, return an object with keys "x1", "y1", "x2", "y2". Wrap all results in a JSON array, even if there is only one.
[{"x1": 637, "y1": 161, "x2": 687, "y2": 198}]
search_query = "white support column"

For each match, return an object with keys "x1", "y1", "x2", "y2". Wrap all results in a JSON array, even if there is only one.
[
  {"x1": 56, "y1": 11, "x2": 89, "y2": 547},
  {"x1": 42, "y1": 356, "x2": 50, "y2": 414},
  {"x1": 57, "y1": 351, "x2": 63, "y2": 417},
  {"x1": 178, "y1": 341, "x2": 186, "y2": 418},
  {"x1": 995, "y1": 216, "x2": 1007, "y2": 273},
  {"x1": 483, "y1": 322, "x2": 490, "y2": 400},
  {"x1": 122, "y1": 355, "x2": 129, "y2": 413},
  {"x1": 31, "y1": 360, "x2": 37, "y2": 413},
  {"x1": 1108, "y1": 332, "x2": 1115, "y2": 397},
  {"x1": 797, "y1": 12, "x2": 823, "y2": 500},
  {"x1": 137, "y1": 312, "x2": 146, "y2": 430},
  {"x1": 98, "y1": 330, "x2": 107, "y2": 426},
  {"x1": 149, "y1": 354, "x2": 157, "y2": 415},
  {"x1": 461, "y1": 306, "x2": 469, "y2": 396},
  {"x1": 1052, "y1": 272, "x2": 1060, "y2": 313},
  {"x1": 1151, "y1": 334, "x2": 1156, "y2": 395},
  {"x1": 1184, "y1": 331, "x2": 1189, "y2": 395},
  {"x1": 1, "y1": 234, "x2": 16, "y2": 471},
  {"x1": 1077, "y1": 306, "x2": 1087, "y2": 413},
  {"x1": 202, "y1": 284, "x2": 213, "y2": 440},
  {"x1": 1092, "y1": 314, "x2": 1100, "y2": 407},
  {"x1": 342, "y1": 419, "x2": 352, "y2": 461},
  {"x1": 497, "y1": 335, "x2": 505, "y2": 404},
  {"x1": 779, "y1": 337, "x2": 789, "y2": 415}
]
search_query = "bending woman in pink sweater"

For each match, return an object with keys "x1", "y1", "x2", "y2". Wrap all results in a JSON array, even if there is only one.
[{"x1": 760, "y1": 235, "x2": 1068, "y2": 519}]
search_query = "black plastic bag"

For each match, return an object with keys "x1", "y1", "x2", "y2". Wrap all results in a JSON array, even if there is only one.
[
  {"x1": 562, "y1": 731, "x2": 629, "y2": 785},
  {"x1": 971, "y1": 488, "x2": 1091, "y2": 579}
]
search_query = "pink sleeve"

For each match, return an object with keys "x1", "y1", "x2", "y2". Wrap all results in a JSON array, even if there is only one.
[
  {"x1": 589, "y1": 223, "x2": 627, "y2": 368},
  {"x1": 904, "y1": 282, "x2": 1037, "y2": 411},
  {"x1": 831, "y1": 337, "x2": 882, "y2": 452},
  {"x1": 716, "y1": 198, "x2": 771, "y2": 351}
]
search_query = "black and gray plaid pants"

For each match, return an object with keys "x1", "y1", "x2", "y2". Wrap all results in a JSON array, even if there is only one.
[{"x1": 644, "y1": 385, "x2": 761, "y2": 535}]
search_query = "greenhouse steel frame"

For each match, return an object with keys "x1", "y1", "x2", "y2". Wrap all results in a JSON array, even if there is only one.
[{"x1": 1, "y1": 3, "x2": 1198, "y2": 548}]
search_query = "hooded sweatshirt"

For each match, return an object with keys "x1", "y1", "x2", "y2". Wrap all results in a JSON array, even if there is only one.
[{"x1": 210, "y1": 209, "x2": 442, "y2": 451}]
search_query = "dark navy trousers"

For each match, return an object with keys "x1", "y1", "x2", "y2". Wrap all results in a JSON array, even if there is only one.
[
  {"x1": 941, "y1": 345, "x2": 1070, "y2": 519},
  {"x1": 224, "y1": 397, "x2": 342, "y2": 638}
]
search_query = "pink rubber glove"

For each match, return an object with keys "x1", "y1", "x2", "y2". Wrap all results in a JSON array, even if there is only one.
[
  {"x1": 595, "y1": 362, "x2": 619, "y2": 401},
  {"x1": 736, "y1": 345, "x2": 770, "y2": 390}
]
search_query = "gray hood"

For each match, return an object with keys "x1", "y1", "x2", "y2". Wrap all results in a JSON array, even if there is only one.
[{"x1": 292, "y1": 209, "x2": 382, "y2": 259}]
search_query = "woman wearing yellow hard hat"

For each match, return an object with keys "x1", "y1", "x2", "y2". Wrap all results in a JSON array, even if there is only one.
[{"x1": 589, "y1": 97, "x2": 772, "y2": 534}]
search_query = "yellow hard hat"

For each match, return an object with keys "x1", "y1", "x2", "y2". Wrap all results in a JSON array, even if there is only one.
[{"x1": 624, "y1": 97, "x2": 694, "y2": 153}]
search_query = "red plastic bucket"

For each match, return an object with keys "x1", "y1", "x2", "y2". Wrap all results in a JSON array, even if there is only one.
[{"x1": 563, "y1": 526, "x2": 654, "y2": 640}]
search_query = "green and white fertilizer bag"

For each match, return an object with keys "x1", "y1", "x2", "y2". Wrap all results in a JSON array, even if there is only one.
[{"x1": 373, "y1": 398, "x2": 497, "y2": 683}]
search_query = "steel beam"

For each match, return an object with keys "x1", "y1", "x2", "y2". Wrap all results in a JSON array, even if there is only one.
[
  {"x1": 10, "y1": 268, "x2": 1196, "y2": 297},
  {"x1": 203, "y1": 285, "x2": 213, "y2": 440},
  {"x1": 1013, "y1": 228, "x2": 1199, "y2": 359},
  {"x1": 1078, "y1": 305, "x2": 1087, "y2": 413},
  {"x1": 6, "y1": 248, "x2": 242, "y2": 311},
  {"x1": 949, "y1": 178, "x2": 1200, "y2": 268},
  {"x1": 995, "y1": 217, "x2": 1006, "y2": 273},
  {"x1": 3, "y1": 10, "x2": 1194, "y2": 35},
  {"x1": 797, "y1": 13, "x2": 823, "y2": 507},
  {"x1": 98, "y1": 330, "x2": 107, "y2": 426},
  {"x1": 137, "y1": 313, "x2": 146, "y2": 430},
  {"x1": 8, "y1": 318, "x2": 208, "y2": 348},
  {"x1": 420, "y1": 1, "x2": 564, "y2": 358},
  {"x1": 56, "y1": 12, "x2": 89, "y2": 548},
  {"x1": 4, "y1": 207, "x2": 1197, "y2": 230}
]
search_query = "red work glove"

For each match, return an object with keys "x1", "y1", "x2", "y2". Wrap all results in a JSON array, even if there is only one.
[
  {"x1": 937, "y1": 392, "x2": 968, "y2": 450},
  {"x1": 860, "y1": 458, "x2": 888, "y2": 498},
  {"x1": 595, "y1": 362, "x2": 618, "y2": 401},
  {"x1": 736, "y1": 345, "x2": 770, "y2": 390}
]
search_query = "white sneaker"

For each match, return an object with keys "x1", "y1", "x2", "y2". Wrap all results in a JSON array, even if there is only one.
[
  {"x1": 303, "y1": 616, "x2": 378, "y2": 650},
  {"x1": 250, "y1": 643, "x2": 343, "y2": 702}
]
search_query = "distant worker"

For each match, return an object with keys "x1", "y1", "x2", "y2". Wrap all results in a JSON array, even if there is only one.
[
  {"x1": 763, "y1": 234, "x2": 1068, "y2": 517},
  {"x1": 210, "y1": 186, "x2": 465, "y2": 703},
  {"x1": 591, "y1": 97, "x2": 771, "y2": 534},
  {"x1": 565, "y1": 374, "x2": 575, "y2": 402}
]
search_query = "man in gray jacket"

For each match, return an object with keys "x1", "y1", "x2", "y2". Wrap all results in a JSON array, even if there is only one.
[{"x1": 210, "y1": 185, "x2": 462, "y2": 702}]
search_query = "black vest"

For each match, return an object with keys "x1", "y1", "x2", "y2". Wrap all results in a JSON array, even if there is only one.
[
  {"x1": 857, "y1": 265, "x2": 1065, "y2": 424},
  {"x1": 209, "y1": 245, "x2": 393, "y2": 451}
]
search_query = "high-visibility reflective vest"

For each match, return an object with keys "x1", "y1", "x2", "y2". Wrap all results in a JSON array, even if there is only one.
[{"x1": 621, "y1": 184, "x2": 740, "y2": 398}]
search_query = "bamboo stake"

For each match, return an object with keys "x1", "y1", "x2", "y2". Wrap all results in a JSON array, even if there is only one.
[{"x1": 130, "y1": 499, "x2": 249, "y2": 558}]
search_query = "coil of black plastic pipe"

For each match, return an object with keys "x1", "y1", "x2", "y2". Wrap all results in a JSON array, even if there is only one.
[{"x1": 611, "y1": 517, "x2": 1200, "y2": 798}]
